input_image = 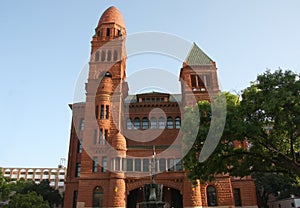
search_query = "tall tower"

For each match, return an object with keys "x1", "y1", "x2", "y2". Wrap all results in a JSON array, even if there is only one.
[
  {"x1": 180, "y1": 43, "x2": 219, "y2": 106},
  {"x1": 64, "y1": 6, "x2": 128, "y2": 208}
]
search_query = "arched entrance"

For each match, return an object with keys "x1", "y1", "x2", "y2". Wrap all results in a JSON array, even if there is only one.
[
  {"x1": 127, "y1": 188, "x2": 144, "y2": 208},
  {"x1": 126, "y1": 187, "x2": 182, "y2": 208}
]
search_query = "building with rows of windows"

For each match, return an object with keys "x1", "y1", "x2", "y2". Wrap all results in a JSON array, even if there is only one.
[
  {"x1": 1, "y1": 166, "x2": 66, "y2": 193},
  {"x1": 63, "y1": 6, "x2": 258, "y2": 208}
]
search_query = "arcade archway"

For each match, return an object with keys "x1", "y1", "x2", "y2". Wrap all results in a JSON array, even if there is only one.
[{"x1": 126, "y1": 186, "x2": 182, "y2": 208}]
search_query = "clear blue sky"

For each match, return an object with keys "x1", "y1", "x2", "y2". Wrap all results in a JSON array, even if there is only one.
[{"x1": 1, "y1": 0, "x2": 300, "y2": 168}]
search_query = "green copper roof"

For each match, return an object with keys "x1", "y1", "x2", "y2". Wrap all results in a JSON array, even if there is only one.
[{"x1": 185, "y1": 43, "x2": 213, "y2": 65}]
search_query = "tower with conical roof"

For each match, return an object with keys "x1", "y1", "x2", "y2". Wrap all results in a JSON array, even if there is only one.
[{"x1": 180, "y1": 43, "x2": 220, "y2": 105}]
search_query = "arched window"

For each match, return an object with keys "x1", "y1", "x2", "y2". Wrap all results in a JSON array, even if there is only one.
[
  {"x1": 101, "y1": 51, "x2": 105, "y2": 61},
  {"x1": 175, "y1": 117, "x2": 181, "y2": 129},
  {"x1": 207, "y1": 185, "x2": 217, "y2": 206},
  {"x1": 158, "y1": 117, "x2": 165, "y2": 129},
  {"x1": 167, "y1": 117, "x2": 174, "y2": 129},
  {"x1": 127, "y1": 118, "x2": 132, "y2": 130},
  {"x1": 93, "y1": 186, "x2": 104, "y2": 208},
  {"x1": 142, "y1": 117, "x2": 149, "y2": 129},
  {"x1": 107, "y1": 50, "x2": 112, "y2": 61},
  {"x1": 113, "y1": 50, "x2": 118, "y2": 61},
  {"x1": 95, "y1": 51, "x2": 99, "y2": 61},
  {"x1": 150, "y1": 117, "x2": 157, "y2": 129},
  {"x1": 134, "y1": 117, "x2": 140, "y2": 129}
]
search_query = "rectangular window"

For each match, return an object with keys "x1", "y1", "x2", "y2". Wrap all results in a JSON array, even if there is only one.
[
  {"x1": 159, "y1": 158, "x2": 166, "y2": 172},
  {"x1": 72, "y1": 190, "x2": 78, "y2": 208},
  {"x1": 94, "y1": 129, "x2": 97, "y2": 144},
  {"x1": 191, "y1": 74, "x2": 211, "y2": 91},
  {"x1": 75, "y1": 163, "x2": 81, "y2": 177},
  {"x1": 122, "y1": 158, "x2": 126, "y2": 171},
  {"x1": 100, "y1": 105, "x2": 104, "y2": 119},
  {"x1": 95, "y1": 105, "x2": 99, "y2": 119},
  {"x1": 104, "y1": 130, "x2": 108, "y2": 145},
  {"x1": 93, "y1": 157, "x2": 98, "y2": 173},
  {"x1": 99, "y1": 129, "x2": 103, "y2": 144},
  {"x1": 167, "y1": 159, "x2": 174, "y2": 171},
  {"x1": 115, "y1": 157, "x2": 121, "y2": 171},
  {"x1": 143, "y1": 159, "x2": 149, "y2": 172},
  {"x1": 77, "y1": 139, "x2": 82, "y2": 153},
  {"x1": 106, "y1": 105, "x2": 109, "y2": 119},
  {"x1": 79, "y1": 119, "x2": 84, "y2": 131},
  {"x1": 126, "y1": 159, "x2": 133, "y2": 171},
  {"x1": 198, "y1": 75, "x2": 205, "y2": 87},
  {"x1": 191, "y1": 75, "x2": 197, "y2": 88},
  {"x1": 106, "y1": 28, "x2": 110, "y2": 37},
  {"x1": 135, "y1": 159, "x2": 141, "y2": 171},
  {"x1": 102, "y1": 157, "x2": 107, "y2": 172},
  {"x1": 175, "y1": 158, "x2": 182, "y2": 171},
  {"x1": 233, "y1": 188, "x2": 242, "y2": 206}
]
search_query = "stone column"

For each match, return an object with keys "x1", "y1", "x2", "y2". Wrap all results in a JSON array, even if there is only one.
[{"x1": 182, "y1": 178, "x2": 202, "y2": 208}]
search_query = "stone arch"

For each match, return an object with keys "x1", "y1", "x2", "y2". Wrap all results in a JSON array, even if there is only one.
[
  {"x1": 126, "y1": 179, "x2": 183, "y2": 208},
  {"x1": 126, "y1": 179, "x2": 183, "y2": 195},
  {"x1": 93, "y1": 186, "x2": 104, "y2": 208}
]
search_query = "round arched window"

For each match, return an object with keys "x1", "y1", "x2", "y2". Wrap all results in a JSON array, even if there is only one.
[
  {"x1": 167, "y1": 117, "x2": 174, "y2": 129},
  {"x1": 142, "y1": 117, "x2": 149, "y2": 129},
  {"x1": 134, "y1": 117, "x2": 140, "y2": 129},
  {"x1": 93, "y1": 186, "x2": 104, "y2": 208},
  {"x1": 206, "y1": 185, "x2": 217, "y2": 206}
]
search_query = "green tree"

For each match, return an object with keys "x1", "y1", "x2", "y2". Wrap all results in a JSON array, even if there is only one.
[
  {"x1": 9, "y1": 179, "x2": 62, "y2": 207},
  {"x1": 240, "y1": 69, "x2": 300, "y2": 177},
  {"x1": 7, "y1": 191, "x2": 50, "y2": 208},
  {"x1": 0, "y1": 169, "x2": 10, "y2": 201},
  {"x1": 182, "y1": 70, "x2": 300, "y2": 205},
  {"x1": 35, "y1": 180, "x2": 62, "y2": 207},
  {"x1": 183, "y1": 92, "x2": 243, "y2": 182}
]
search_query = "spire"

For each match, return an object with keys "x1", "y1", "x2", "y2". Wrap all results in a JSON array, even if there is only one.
[{"x1": 185, "y1": 43, "x2": 213, "y2": 65}]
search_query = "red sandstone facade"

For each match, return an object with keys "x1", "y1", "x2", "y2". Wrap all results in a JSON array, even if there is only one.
[{"x1": 64, "y1": 6, "x2": 258, "y2": 208}]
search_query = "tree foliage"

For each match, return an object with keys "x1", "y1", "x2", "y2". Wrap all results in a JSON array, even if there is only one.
[
  {"x1": 7, "y1": 191, "x2": 50, "y2": 208},
  {"x1": 240, "y1": 69, "x2": 300, "y2": 177},
  {"x1": 182, "y1": 92, "x2": 243, "y2": 182},
  {"x1": 0, "y1": 171, "x2": 62, "y2": 208},
  {"x1": 183, "y1": 69, "x2": 300, "y2": 185},
  {"x1": 9, "y1": 179, "x2": 62, "y2": 207},
  {"x1": 0, "y1": 170, "x2": 10, "y2": 201}
]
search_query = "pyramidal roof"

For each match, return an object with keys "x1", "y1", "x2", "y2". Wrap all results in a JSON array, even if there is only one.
[{"x1": 185, "y1": 43, "x2": 213, "y2": 65}]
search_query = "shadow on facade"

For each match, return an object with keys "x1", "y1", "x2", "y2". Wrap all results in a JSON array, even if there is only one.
[{"x1": 127, "y1": 187, "x2": 182, "y2": 208}]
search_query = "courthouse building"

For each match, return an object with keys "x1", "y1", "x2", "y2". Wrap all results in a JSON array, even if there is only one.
[{"x1": 64, "y1": 6, "x2": 258, "y2": 208}]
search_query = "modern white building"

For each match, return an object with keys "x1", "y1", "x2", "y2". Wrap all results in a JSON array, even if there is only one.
[{"x1": 1, "y1": 166, "x2": 66, "y2": 193}]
